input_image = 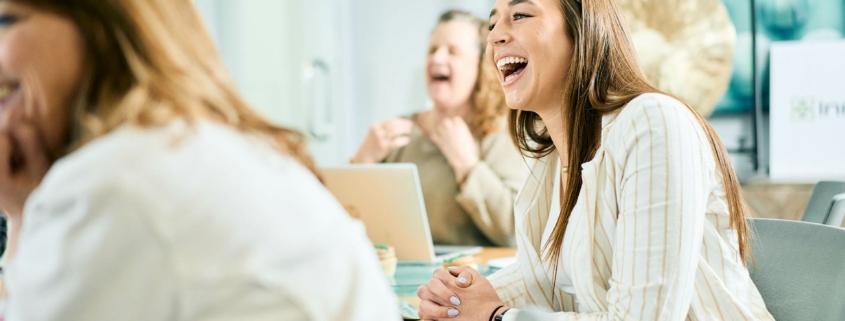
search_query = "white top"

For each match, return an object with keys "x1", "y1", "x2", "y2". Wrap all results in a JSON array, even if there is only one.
[
  {"x1": 489, "y1": 94, "x2": 774, "y2": 320},
  {"x1": 3, "y1": 121, "x2": 399, "y2": 321}
]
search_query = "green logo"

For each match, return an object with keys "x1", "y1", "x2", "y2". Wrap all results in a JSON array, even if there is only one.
[{"x1": 790, "y1": 98, "x2": 816, "y2": 122}]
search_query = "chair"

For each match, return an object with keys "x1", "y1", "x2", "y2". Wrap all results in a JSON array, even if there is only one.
[
  {"x1": 801, "y1": 181, "x2": 845, "y2": 225},
  {"x1": 748, "y1": 218, "x2": 845, "y2": 321},
  {"x1": 826, "y1": 193, "x2": 845, "y2": 227}
]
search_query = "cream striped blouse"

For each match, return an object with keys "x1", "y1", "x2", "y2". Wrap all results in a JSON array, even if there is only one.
[{"x1": 489, "y1": 94, "x2": 773, "y2": 321}]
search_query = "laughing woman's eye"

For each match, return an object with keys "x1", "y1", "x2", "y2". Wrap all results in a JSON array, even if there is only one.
[
  {"x1": 513, "y1": 13, "x2": 530, "y2": 21},
  {"x1": 488, "y1": 22, "x2": 496, "y2": 31},
  {"x1": 0, "y1": 14, "x2": 19, "y2": 27}
]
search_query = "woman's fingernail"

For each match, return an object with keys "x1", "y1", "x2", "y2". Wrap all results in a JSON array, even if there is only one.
[
  {"x1": 458, "y1": 277, "x2": 467, "y2": 284},
  {"x1": 448, "y1": 308, "x2": 459, "y2": 316},
  {"x1": 450, "y1": 296, "x2": 461, "y2": 305},
  {"x1": 447, "y1": 266, "x2": 457, "y2": 270}
]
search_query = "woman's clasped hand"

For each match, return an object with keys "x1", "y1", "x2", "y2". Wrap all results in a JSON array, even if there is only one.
[{"x1": 417, "y1": 267, "x2": 504, "y2": 320}]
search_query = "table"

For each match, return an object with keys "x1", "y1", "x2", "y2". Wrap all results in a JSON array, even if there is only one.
[
  {"x1": 474, "y1": 247, "x2": 517, "y2": 265},
  {"x1": 396, "y1": 247, "x2": 516, "y2": 310}
]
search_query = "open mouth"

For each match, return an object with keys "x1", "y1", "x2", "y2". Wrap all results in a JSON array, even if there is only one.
[
  {"x1": 431, "y1": 72, "x2": 450, "y2": 84},
  {"x1": 496, "y1": 57, "x2": 528, "y2": 84}
]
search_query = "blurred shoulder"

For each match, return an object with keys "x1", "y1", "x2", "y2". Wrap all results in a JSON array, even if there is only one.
[
  {"x1": 39, "y1": 124, "x2": 168, "y2": 195},
  {"x1": 37, "y1": 121, "x2": 255, "y2": 199}
]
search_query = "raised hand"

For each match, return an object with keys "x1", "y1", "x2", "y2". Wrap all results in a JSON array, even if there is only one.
[
  {"x1": 426, "y1": 115, "x2": 479, "y2": 183},
  {"x1": 351, "y1": 118, "x2": 414, "y2": 164}
]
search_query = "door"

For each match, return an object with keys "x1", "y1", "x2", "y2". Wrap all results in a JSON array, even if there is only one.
[{"x1": 194, "y1": 0, "x2": 347, "y2": 166}]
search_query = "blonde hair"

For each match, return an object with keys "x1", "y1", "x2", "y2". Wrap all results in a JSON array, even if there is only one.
[
  {"x1": 19, "y1": 0, "x2": 317, "y2": 175},
  {"x1": 436, "y1": 10, "x2": 507, "y2": 138},
  {"x1": 507, "y1": 0, "x2": 751, "y2": 267}
]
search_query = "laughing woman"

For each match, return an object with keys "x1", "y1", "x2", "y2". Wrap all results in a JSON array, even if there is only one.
[
  {"x1": 0, "y1": 0, "x2": 397, "y2": 320},
  {"x1": 416, "y1": 0, "x2": 774, "y2": 320},
  {"x1": 352, "y1": 10, "x2": 525, "y2": 247}
]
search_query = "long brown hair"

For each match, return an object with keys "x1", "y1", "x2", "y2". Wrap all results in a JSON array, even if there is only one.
[
  {"x1": 14, "y1": 0, "x2": 318, "y2": 174},
  {"x1": 437, "y1": 10, "x2": 508, "y2": 138},
  {"x1": 508, "y1": 0, "x2": 751, "y2": 267}
]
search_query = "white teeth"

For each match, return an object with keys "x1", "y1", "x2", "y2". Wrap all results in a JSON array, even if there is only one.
[{"x1": 496, "y1": 57, "x2": 528, "y2": 69}]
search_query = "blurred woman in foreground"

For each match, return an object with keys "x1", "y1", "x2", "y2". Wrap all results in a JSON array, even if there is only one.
[{"x1": 0, "y1": 0, "x2": 397, "y2": 320}]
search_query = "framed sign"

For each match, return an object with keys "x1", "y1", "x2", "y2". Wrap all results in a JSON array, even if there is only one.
[{"x1": 770, "y1": 41, "x2": 845, "y2": 181}]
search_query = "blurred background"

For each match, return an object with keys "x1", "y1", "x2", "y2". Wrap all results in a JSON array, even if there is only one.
[
  {"x1": 193, "y1": 0, "x2": 497, "y2": 168},
  {"x1": 192, "y1": 0, "x2": 845, "y2": 219}
]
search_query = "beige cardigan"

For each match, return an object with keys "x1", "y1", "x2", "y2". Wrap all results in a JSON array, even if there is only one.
[
  {"x1": 488, "y1": 94, "x2": 772, "y2": 320},
  {"x1": 384, "y1": 122, "x2": 526, "y2": 247}
]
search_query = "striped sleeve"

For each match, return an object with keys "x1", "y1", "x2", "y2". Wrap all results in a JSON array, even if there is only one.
[
  {"x1": 488, "y1": 261, "x2": 528, "y2": 308},
  {"x1": 505, "y1": 96, "x2": 711, "y2": 320}
]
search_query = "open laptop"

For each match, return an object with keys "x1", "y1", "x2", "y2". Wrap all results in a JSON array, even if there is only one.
[{"x1": 321, "y1": 164, "x2": 481, "y2": 262}]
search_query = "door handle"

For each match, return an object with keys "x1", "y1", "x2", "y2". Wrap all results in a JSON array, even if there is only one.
[{"x1": 302, "y1": 59, "x2": 334, "y2": 141}]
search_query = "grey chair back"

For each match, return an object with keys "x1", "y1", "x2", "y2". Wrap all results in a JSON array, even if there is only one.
[
  {"x1": 826, "y1": 193, "x2": 845, "y2": 227},
  {"x1": 802, "y1": 181, "x2": 845, "y2": 225},
  {"x1": 748, "y1": 218, "x2": 845, "y2": 321}
]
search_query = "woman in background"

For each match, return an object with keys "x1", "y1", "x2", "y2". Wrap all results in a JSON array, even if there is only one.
[
  {"x1": 352, "y1": 10, "x2": 525, "y2": 247},
  {"x1": 0, "y1": 0, "x2": 397, "y2": 320},
  {"x1": 416, "y1": 0, "x2": 774, "y2": 319}
]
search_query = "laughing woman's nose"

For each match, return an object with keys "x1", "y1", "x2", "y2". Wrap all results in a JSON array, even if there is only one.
[
  {"x1": 487, "y1": 18, "x2": 510, "y2": 46},
  {"x1": 430, "y1": 46, "x2": 450, "y2": 64}
]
